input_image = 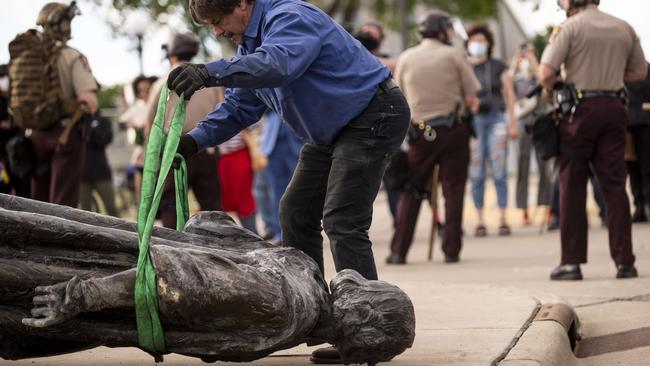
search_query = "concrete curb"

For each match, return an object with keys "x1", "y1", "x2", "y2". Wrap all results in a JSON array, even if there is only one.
[{"x1": 498, "y1": 300, "x2": 580, "y2": 366}]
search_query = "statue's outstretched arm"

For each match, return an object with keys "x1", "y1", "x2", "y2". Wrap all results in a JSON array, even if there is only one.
[{"x1": 22, "y1": 269, "x2": 136, "y2": 328}]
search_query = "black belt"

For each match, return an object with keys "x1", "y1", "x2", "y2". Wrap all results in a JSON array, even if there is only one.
[
  {"x1": 576, "y1": 89, "x2": 625, "y2": 100},
  {"x1": 375, "y1": 78, "x2": 398, "y2": 96}
]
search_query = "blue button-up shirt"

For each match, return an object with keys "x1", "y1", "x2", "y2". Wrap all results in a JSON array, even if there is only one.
[{"x1": 187, "y1": 0, "x2": 390, "y2": 148}]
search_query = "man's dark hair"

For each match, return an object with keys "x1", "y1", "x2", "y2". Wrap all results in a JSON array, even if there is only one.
[
  {"x1": 466, "y1": 23, "x2": 494, "y2": 57},
  {"x1": 189, "y1": 0, "x2": 252, "y2": 25},
  {"x1": 418, "y1": 10, "x2": 451, "y2": 41}
]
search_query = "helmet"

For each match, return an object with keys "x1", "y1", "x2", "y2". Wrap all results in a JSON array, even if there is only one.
[
  {"x1": 165, "y1": 33, "x2": 200, "y2": 60},
  {"x1": 417, "y1": 10, "x2": 452, "y2": 38},
  {"x1": 36, "y1": 1, "x2": 79, "y2": 27},
  {"x1": 36, "y1": 1, "x2": 80, "y2": 41}
]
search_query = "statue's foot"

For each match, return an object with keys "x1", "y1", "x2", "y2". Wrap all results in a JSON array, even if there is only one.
[
  {"x1": 22, "y1": 276, "x2": 83, "y2": 328},
  {"x1": 310, "y1": 346, "x2": 342, "y2": 364}
]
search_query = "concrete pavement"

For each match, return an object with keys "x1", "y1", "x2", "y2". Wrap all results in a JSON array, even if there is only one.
[{"x1": 2, "y1": 180, "x2": 649, "y2": 365}]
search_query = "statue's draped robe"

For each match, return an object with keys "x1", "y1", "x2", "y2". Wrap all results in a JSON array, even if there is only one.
[{"x1": 0, "y1": 194, "x2": 329, "y2": 361}]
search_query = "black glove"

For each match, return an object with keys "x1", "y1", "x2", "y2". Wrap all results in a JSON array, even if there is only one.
[
  {"x1": 167, "y1": 63, "x2": 212, "y2": 100},
  {"x1": 173, "y1": 134, "x2": 199, "y2": 169}
]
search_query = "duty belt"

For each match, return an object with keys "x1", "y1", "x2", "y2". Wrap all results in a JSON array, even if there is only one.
[
  {"x1": 414, "y1": 109, "x2": 459, "y2": 142},
  {"x1": 576, "y1": 89, "x2": 626, "y2": 101}
]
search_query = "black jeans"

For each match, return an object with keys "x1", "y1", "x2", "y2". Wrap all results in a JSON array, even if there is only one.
[{"x1": 280, "y1": 84, "x2": 410, "y2": 280}]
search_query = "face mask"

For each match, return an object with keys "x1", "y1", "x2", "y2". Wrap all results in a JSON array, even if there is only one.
[
  {"x1": 0, "y1": 77, "x2": 8, "y2": 94},
  {"x1": 355, "y1": 31, "x2": 380, "y2": 53},
  {"x1": 467, "y1": 42, "x2": 488, "y2": 57}
]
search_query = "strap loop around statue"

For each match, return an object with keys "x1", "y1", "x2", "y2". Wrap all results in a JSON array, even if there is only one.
[{"x1": 135, "y1": 86, "x2": 190, "y2": 359}]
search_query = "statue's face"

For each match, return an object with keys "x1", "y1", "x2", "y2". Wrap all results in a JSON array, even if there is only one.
[{"x1": 330, "y1": 270, "x2": 416, "y2": 365}]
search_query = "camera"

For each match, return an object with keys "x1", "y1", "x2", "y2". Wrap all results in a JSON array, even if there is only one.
[{"x1": 519, "y1": 44, "x2": 528, "y2": 55}]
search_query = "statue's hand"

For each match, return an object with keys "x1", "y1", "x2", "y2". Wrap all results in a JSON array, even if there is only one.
[{"x1": 22, "y1": 276, "x2": 83, "y2": 328}]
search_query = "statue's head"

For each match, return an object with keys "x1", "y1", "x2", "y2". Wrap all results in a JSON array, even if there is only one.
[{"x1": 330, "y1": 270, "x2": 415, "y2": 366}]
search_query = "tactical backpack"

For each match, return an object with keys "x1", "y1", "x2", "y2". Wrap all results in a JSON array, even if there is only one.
[{"x1": 8, "y1": 29, "x2": 70, "y2": 131}]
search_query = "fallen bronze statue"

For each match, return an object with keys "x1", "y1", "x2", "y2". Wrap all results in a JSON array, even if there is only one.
[{"x1": 0, "y1": 193, "x2": 415, "y2": 365}]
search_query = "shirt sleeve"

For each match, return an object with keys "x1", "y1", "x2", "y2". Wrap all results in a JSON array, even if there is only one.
[
  {"x1": 187, "y1": 87, "x2": 267, "y2": 149},
  {"x1": 394, "y1": 55, "x2": 406, "y2": 95},
  {"x1": 541, "y1": 23, "x2": 572, "y2": 71},
  {"x1": 626, "y1": 27, "x2": 648, "y2": 76},
  {"x1": 456, "y1": 52, "x2": 481, "y2": 97},
  {"x1": 70, "y1": 53, "x2": 98, "y2": 96},
  {"x1": 204, "y1": 9, "x2": 323, "y2": 89}
]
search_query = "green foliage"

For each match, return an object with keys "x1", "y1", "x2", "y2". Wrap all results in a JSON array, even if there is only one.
[
  {"x1": 426, "y1": 0, "x2": 498, "y2": 20},
  {"x1": 89, "y1": 0, "x2": 217, "y2": 55},
  {"x1": 97, "y1": 84, "x2": 123, "y2": 109},
  {"x1": 532, "y1": 26, "x2": 554, "y2": 59},
  {"x1": 93, "y1": 0, "x2": 499, "y2": 33},
  {"x1": 89, "y1": 0, "x2": 501, "y2": 52}
]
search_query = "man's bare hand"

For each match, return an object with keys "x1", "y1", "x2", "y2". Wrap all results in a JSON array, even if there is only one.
[
  {"x1": 78, "y1": 90, "x2": 98, "y2": 114},
  {"x1": 22, "y1": 276, "x2": 83, "y2": 328}
]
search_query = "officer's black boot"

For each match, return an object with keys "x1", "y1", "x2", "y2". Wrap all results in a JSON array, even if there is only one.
[
  {"x1": 550, "y1": 264, "x2": 583, "y2": 281},
  {"x1": 631, "y1": 208, "x2": 647, "y2": 223},
  {"x1": 616, "y1": 264, "x2": 638, "y2": 279}
]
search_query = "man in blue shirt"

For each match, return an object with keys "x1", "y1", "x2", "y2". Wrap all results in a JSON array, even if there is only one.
[{"x1": 169, "y1": 0, "x2": 409, "y2": 321}]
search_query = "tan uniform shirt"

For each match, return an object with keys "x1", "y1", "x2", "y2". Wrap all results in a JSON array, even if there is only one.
[
  {"x1": 57, "y1": 46, "x2": 98, "y2": 100},
  {"x1": 541, "y1": 5, "x2": 647, "y2": 91},
  {"x1": 147, "y1": 68, "x2": 224, "y2": 133},
  {"x1": 395, "y1": 39, "x2": 480, "y2": 121}
]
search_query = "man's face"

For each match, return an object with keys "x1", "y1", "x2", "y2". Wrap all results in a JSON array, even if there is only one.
[
  {"x1": 136, "y1": 80, "x2": 151, "y2": 101},
  {"x1": 210, "y1": 1, "x2": 253, "y2": 45}
]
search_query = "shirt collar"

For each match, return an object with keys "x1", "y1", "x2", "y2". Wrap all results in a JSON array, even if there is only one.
[
  {"x1": 421, "y1": 38, "x2": 444, "y2": 47},
  {"x1": 244, "y1": 0, "x2": 267, "y2": 39}
]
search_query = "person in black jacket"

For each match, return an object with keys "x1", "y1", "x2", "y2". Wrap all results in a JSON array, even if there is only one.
[
  {"x1": 0, "y1": 64, "x2": 30, "y2": 198},
  {"x1": 79, "y1": 113, "x2": 118, "y2": 216},
  {"x1": 625, "y1": 62, "x2": 650, "y2": 223}
]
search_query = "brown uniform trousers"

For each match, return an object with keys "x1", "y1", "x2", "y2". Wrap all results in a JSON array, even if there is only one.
[
  {"x1": 390, "y1": 122, "x2": 469, "y2": 259},
  {"x1": 159, "y1": 149, "x2": 221, "y2": 229},
  {"x1": 31, "y1": 124, "x2": 85, "y2": 208},
  {"x1": 559, "y1": 97, "x2": 635, "y2": 266}
]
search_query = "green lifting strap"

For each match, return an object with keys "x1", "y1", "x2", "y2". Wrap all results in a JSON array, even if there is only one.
[{"x1": 135, "y1": 87, "x2": 189, "y2": 359}]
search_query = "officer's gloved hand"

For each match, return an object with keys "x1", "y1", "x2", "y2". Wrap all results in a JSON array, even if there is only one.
[
  {"x1": 173, "y1": 134, "x2": 199, "y2": 169},
  {"x1": 167, "y1": 63, "x2": 213, "y2": 100}
]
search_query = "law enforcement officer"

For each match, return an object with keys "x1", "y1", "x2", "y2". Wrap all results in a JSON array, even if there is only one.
[
  {"x1": 387, "y1": 10, "x2": 480, "y2": 265},
  {"x1": 0, "y1": 64, "x2": 30, "y2": 198},
  {"x1": 145, "y1": 33, "x2": 223, "y2": 229},
  {"x1": 539, "y1": 0, "x2": 647, "y2": 280},
  {"x1": 30, "y1": 2, "x2": 98, "y2": 207}
]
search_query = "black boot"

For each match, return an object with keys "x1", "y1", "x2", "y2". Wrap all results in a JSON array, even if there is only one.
[
  {"x1": 386, "y1": 253, "x2": 406, "y2": 265},
  {"x1": 550, "y1": 264, "x2": 583, "y2": 280},
  {"x1": 631, "y1": 209, "x2": 648, "y2": 223},
  {"x1": 616, "y1": 264, "x2": 638, "y2": 279}
]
